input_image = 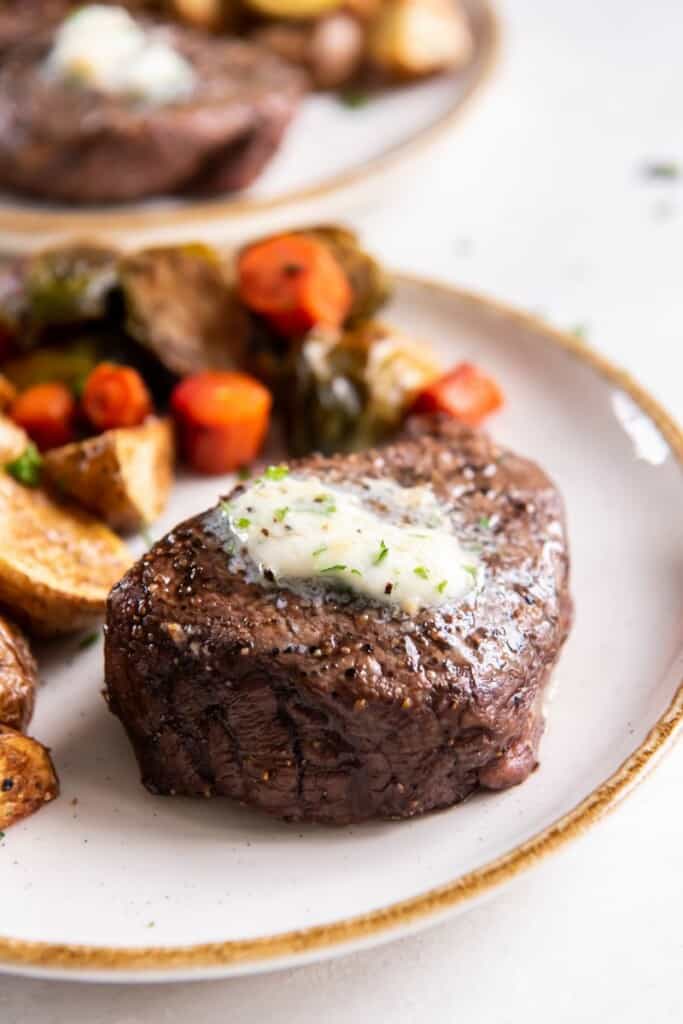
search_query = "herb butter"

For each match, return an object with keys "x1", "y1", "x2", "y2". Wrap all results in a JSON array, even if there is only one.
[
  {"x1": 212, "y1": 469, "x2": 479, "y2": 615},
  {"x1": 45, "y1": 5, "x2": 196, "y2": 104}
]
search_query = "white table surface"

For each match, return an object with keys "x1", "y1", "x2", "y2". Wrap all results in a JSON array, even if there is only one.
[{"x1": 2, "y1": 0, "x2": 681, "y2": 1018}]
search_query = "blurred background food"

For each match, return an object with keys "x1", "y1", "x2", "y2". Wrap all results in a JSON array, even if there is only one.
[{"x1": 0, "y1": 0, "x2": 476, "y2": 204}]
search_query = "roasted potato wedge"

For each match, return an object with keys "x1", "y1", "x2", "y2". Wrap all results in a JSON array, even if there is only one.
[
  {"x1": 0, "y1": 374, "x2": 16, "y2": 411},
  {"x1": 0, "y1": 472, "x2": 132, "y2": 636},
  {"x1": 43, "y1": 417, "x2": 175, "y2": 533},
  {"x1": 0, "y1": 615, "x2": 36, "y2": 732},
  {"x1": 369, "y1": 0, "x2": 473, "y2": 78},
  {"x1": 0, "y1": 726, "x2": 58, "y2": 829},
  {"x1": 0, "y1": 413, "x2": 29, "y2": 464},
  {"x1": 120, "y1": 245, "x2": 250, "y2": 377}
]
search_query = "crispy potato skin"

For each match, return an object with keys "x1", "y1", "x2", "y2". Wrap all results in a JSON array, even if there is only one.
[
  {"x1": 0, "y1": 725, "x2": 58, "y2": 829},
  {"x1": 0, "y1": 615, "x2": 36, "y2": 731},
  {"x1": 0, "y1": 473, "x2": 132, "y2": 636},
  {"x1": 43, "y1": 417, "x2": 175, "y2": 534}
]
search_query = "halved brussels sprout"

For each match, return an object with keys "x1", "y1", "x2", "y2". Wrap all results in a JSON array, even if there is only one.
[
  {"x1": 285, "y1": 320, "x2": 441, "y2": 455},
  {"x1": 2, "y1": 338, "x2": 102, "y2": 394},
  {"x1": 0, "y1": 245, "x2": 119, "y2": 350},
  {"x1": 305, "y1": 225, "x2": 392, "y2": 326},
  {"x1": 25, "y1": 245, "x2": 119, "y2": 330}
]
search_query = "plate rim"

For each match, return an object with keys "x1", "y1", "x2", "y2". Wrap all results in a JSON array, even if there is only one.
[
  {"x1": 0, "y1": 0, "x2": 499, "y2": 238},
  {"x1": 1, "y1": 273, "x2": 682, "y2": 978}
]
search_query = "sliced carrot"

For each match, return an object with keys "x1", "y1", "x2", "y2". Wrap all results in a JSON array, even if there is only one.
[
  {"x1": 237, "y1": 234, "x2": 352, "y2": 337},
  {"x1": 412, "y1": 362, "x2": 504, "y2": 426},
  {"x1": 171, "y1": 371, "x2": 272, "y2": 475},
  {"x1": 81, "y1": 363, "x2": 152, "y2": 432},
  {"x1": 9, "y1": 382, "x2": 77, "y2": 451}
]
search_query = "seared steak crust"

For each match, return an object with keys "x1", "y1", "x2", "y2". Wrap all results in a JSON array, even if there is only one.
[
  {"x1": 0, "y1": 22, "x2": 307, "y2": 203},
  {"x1": 105, "y1": 417, "x2": 572, "y2": 824}
]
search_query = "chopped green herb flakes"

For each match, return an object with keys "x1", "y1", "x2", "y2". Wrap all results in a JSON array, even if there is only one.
[
  {"x1": 264, "y1": 465, "x2": 289, "y2": 481},
  {"x1": 236, "y1": 517, "x2": 251, "y2": 530},
  {"x1": 5, "y1": 443, "x2": 43, "y2": 488},
  {"x1": 274, "y1": 507, "x2": 289, "y2": 522},
  {"x1": 373, "y1": 539, "x2": 389, "y2": 565},
  {"x1": 321, "y1": 564, "x2": 346, "y2": 574},
  {"x1": 413, "y1": 566, "x2": 430, "y2": 580}
]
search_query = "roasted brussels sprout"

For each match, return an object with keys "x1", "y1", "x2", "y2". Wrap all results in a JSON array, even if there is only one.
[
  {"x1": 285, "y1": 320, "x2": 441, "y2": 455},
  {"x1": 0, "y1": 245, "x2": 119, "y2": 350},
  {"x1": 2, "y1": 337, "x2": 102, "y2": 394},
  {"x1": 305, "y1": 225, "x2": 392, "y2": 325},
  {"x1": 120, "y1": 245, "x2": 250, "y2": 377}
]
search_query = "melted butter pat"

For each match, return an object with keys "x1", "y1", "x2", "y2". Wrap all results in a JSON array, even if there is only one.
[
  {"x1": 46, "y1": 5, "x2": 196, "y2": 104},
  {"x1": 219, "y1": 473, "x2": 479, "y2": 615}
]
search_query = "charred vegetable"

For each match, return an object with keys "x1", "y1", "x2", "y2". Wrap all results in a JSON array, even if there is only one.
[
  {"x1": 120, "y1": 245, "x2": 250, "y2": 377},
  {"x1": 0, "y1": 615, "x2": 36, "y2": 732},
  {"x1": 306, "y1": 225, "x2": 392, "y2": 325},
  {"x1": 43, "y1": 417, "x2": 175, "y2": 533},
  {"x1": 0, "y1": 726, "x2": 59, "y2": 829},
  {"x1": 26, "y1": 245, "x2": 118, "y2": 329},
  {"x1": 1, "y1": 338, "x2": 102, "y2": 394},
  {"x1": 286, "y1": 321, "x2": 441, "y2": 455}
]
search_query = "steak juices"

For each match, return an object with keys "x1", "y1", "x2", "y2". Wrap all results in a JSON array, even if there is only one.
[{"x1": 105, "y1": 417, "x2": 572, "y2": 825}]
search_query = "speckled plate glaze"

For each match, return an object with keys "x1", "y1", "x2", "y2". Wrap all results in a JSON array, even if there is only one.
[
  {"x1": 0, "y1": 0, "x2": 497, "y2": 252},
  {"x1": 1, "y1": 276, "x2": 681, "y2": 982}
]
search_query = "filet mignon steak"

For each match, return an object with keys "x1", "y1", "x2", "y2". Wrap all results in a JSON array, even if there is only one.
[
  {"x1": 0, "y1": 21, "x2": 308, "y2": 203},
  {"x1": 105, "y1": 417, "x2": 572, "y2": 825}
]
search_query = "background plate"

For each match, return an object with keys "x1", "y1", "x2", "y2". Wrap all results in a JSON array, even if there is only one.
[
  {"x1": 0, "y1": 0, "x2": 498, "y2": 252},
  {"x1": 0, "y1": 275, "x2": 681, "y2": 982}
]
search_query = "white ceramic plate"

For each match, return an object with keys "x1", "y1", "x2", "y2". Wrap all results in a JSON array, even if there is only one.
[
  {"x1": 0, "y1": 0, "x2": 498, "y2": 252},
  {"x1": 1, "y1": 275, "x2": 681, "y2": 983}
]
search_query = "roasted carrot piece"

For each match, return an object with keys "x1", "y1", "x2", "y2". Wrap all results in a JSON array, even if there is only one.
[
  {"x1": 9, "y1": 382, "x2": 77, "y2": 451},
  {"x1": 81, "y1": 363, "x2": 152, "y2": 432},
  {"x1": 171, "y1": 371, "x2": 272, "y2": 475},
  {"x1": 237, "y1": 234, "x2": 352, "y2": 337},
  {"x1": 412, "y1": 362, "x2": 503, "y2": 426}
]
